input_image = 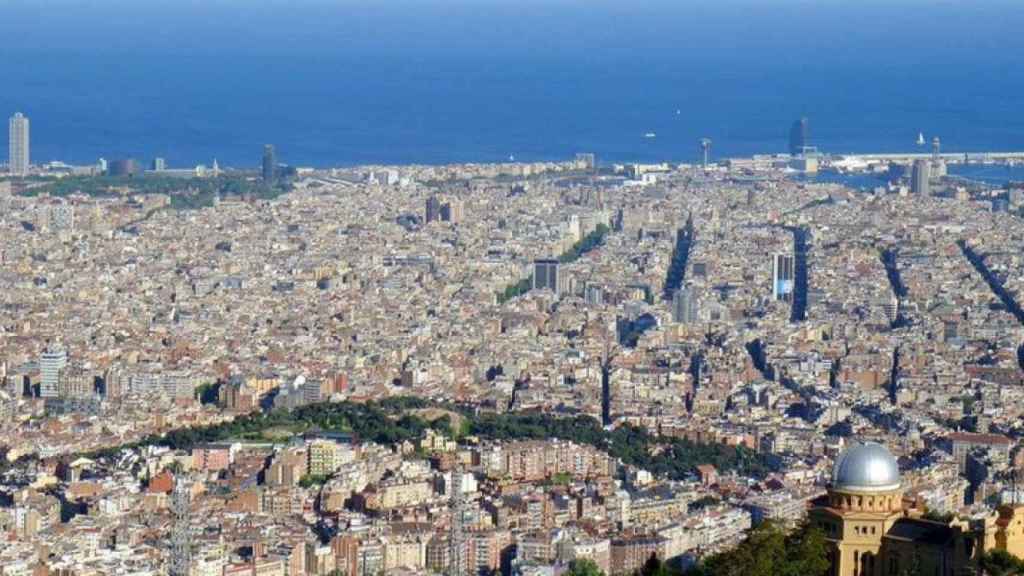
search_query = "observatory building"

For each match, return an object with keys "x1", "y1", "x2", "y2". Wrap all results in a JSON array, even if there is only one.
[{"x1": 809, "y1": 441, "x2": 978, "y2": 576}]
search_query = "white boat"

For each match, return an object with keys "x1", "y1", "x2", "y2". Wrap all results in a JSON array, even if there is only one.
[{"x1": 644, "y1": 132, "x2": 657, "y2": 139}]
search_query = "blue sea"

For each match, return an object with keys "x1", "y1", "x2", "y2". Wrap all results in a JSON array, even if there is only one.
[{"x1": 3, "y1": 0, "x2": 1024, "y2": 169}]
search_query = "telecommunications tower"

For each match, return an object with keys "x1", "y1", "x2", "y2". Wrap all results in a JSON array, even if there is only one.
[{"x1": 700, "y1": 138, "x2": 712, "y2": 169}]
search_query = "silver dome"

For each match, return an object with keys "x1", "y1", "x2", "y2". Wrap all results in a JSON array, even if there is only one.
[{"x1": 831, "y1": 442, "x2": 901, "y2": 492}]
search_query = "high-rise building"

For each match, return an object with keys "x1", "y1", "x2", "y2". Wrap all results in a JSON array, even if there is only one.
[
  {"x1": 39, "y1": 345, "x2": 67, "y2": 399},
  {"x1": 425, "y1": 195, "x2": 442, "y2": 223},
  {"x1": 441, "y1": 199, "x2": 464, "y2": 224},
  {"x1": 532, "y1": 259, "x2": 560, "y2": 294},
  {"x1": 911, "y1": 159, "x2": 931, "y2": 196},
  {"x1": 883, "y1": 295, "x2": 899, "y2": 324},
  {"x1": 8, "y1": 112, "x2": 30, "y2": 176},
  {"x1": 788, "y1": 116, "x2": 809, "y2": 156},
  {"x1": 672, "y1": 287, "x2": 700, "y2": 324},
  {"x1": 169, "y1": 479, "x2": 193, "y2": 576},
  {"x1": 262, "y1": 144, "x2": 276, "y2": 182},
  {"x1": 772, "y1": 254, "x2": 795, "y2": 302},
  {"x1": 151, "y1": 157, "x2": 166, "y2": 172}
]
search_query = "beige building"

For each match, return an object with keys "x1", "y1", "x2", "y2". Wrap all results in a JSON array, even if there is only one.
[
  {"x1": 307, "y1": 439, "x2": 343, "y2": 476},
  {"x1": 810, "y1": 442, "x2": 977, "y2": 576}
]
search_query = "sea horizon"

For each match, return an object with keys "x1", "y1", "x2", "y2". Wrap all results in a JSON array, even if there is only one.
[{"x1": 3, "y1": 0, "x2": 1023, "y2": 169}]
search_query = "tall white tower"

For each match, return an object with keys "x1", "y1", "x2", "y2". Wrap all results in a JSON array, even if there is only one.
[
  {"x1": 39, "y1": 345, "x2": 67, "y2": 399},
  {"x1": 448, "y1": 466, "x2": 467, "y2": 576},
  {"x1": 169, "y1": 478, "x2": 193, "y2": 576},
  {"x1": 8, "y1": 113, "x2": 29, "y2": 176}
]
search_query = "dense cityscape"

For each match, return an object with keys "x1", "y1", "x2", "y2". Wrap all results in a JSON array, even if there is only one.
[{"x1": 5, "y1": 110, "x2": 1024, "y2": 576}]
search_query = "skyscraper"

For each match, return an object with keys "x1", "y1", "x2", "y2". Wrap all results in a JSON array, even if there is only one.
[
  {"x1": 911, "y1": 159, "x2": 931, "y2": 196},
  {"x1": 788, "y1": 116, "x2": 809, "y2": 156},
  {"x1": 39, "y1": 345, "x2": 67, "y2": 399},
  {"x1": 532, "y1": 259, "x2": 560, "y2": 294},
  {"x1": 772, "y1": 253, "x2": 795, "y2": 302},
  {"x1": 673, "y1": 287, "x2": 700, "y2": 324},
  {"x1": 8, "y1": 112, "x2": 29, "y2": 176},
  {"x1": 169, "y1": 478, "x2": 193, "y2": 576},
  {"x1": 441, "y1": 199, "x2": 464, "y2": 224},
  {"x1": 262, "y1": 144, "x2": 276, "y2": 182},
  {"x1": 425, "y1": 195, "x2": 442, "y2": 223}
]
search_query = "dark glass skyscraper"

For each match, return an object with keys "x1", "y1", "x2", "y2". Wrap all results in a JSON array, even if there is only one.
[
  {"x1": 262, "y1": 144, "x2": 276, "y2": 181},
  {"x1": 425, "y1": 195, "x2": 442, "y2": 223},
  {"x1": 532, "y1": 259, "x2": 560, "y2": 294},
  {"x1": 789, "y1": 117, "x2": 809, "y2": 155}
]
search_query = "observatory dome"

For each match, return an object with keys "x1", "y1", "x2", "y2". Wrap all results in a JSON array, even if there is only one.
[{"x1": 831, "y1": 442, "x2": 901, "y2": 492}]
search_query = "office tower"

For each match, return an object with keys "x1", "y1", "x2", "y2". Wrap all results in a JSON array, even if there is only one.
[
  {"x1": 883, "y1": 295, "x2": 899, "y2": 324},
  {"x1": 772, "y1": 253, "x2": 795, "y2": 301},
  {"x1": 169, "y1": 479, "x2": 193, "y2": 576},
  {"x1": 39, "y1": 345, "x2": 67, "y2": 399},
  {"x1": 532, "y1": 259, "x2": 560, "y2": 294},
  {"x1": 789, "y1": 116, "x2": 809, "y2": 156},
  {"x1": 425, "y1": 195, "x2": 442, "y2": 223},
  {"x1": 152, "y1": 157, "x2": 166, "y2": 172},
  {"x1": 700, "y1": 138, "x2": 712, "y2": 169},
  {"x1": 672, "y1": 287, "x2": 700, "y2": 324},
  {"x1": 448, "y1": 465, "x2": 468, "y2": 576},
  {"x1": 8, "y1": 112, "x2": 29, "y2": 176},
  {"x1": 262, "y1": 144, "x2": 276, "y2": 181},
  {"x1": 441, "y1": 199, "x2": 464, "y2": 224},
  {"x1": 911, "y1": 159, "x2": 931, "y2": 196}
]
